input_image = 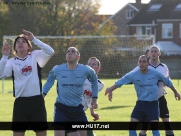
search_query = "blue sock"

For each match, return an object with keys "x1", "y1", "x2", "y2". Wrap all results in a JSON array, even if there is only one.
[
  {"x1": 152, "y1": 130, "x2": 160, "y2": 136},
  {"x1": 129, "y1": 130, "x2": 137, "y2": 136}
]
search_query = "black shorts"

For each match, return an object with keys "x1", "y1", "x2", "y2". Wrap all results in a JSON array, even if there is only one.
[
  {"x1": 12, "y1": 95, "x2": 47, "y2": 132},
  {"x1": 159, "y1": 95, "x2": 169, "y2": 118}
]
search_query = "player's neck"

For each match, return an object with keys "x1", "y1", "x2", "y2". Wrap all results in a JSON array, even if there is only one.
[
  {"x1": 140, "y1": 68, "x2": 148, "y2": 74},
  {"x1": 67, "y1": 62, "x2": 78, "y2": 70},
  {"x1": 17, "y1": 52, "x2": 29, "y2": 59},
  {"x1": 149, "y1": 59, "x2": 160, "y2": 66}
]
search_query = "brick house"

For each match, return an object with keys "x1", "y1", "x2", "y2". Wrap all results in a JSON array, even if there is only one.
[{"x1": 100, "y1": 0, "x2": 181, "y2": 78}]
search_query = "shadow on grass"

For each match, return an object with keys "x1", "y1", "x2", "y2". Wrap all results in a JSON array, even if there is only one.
[{"x1": 100, "y1": 105, "x2": 131, "y2": 110}]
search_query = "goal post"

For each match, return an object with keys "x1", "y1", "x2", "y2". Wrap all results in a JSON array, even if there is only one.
[{"x1": 2, "y1": 35, "x2": 155, "y2": 93}]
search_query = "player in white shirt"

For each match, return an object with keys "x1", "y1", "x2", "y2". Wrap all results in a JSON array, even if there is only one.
[
  {"x1": 0, "y1": 29, "x2": 54, "y2": 136},
  {"x1": 82, "y1": 57, "x2": 104, "y2": 120},
  {"x1": 81, "y1": 57, "x2": 104, "y2": 136}
]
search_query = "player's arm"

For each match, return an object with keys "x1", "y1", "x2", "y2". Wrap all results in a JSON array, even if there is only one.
[
  {"x1": 23, "y1": 29, "x2": 54, "y2": 68},
  {"x1": 42, "y1": 67, "x2": 56, "y2": 97},
  {"x1": 105, "y1": 72, "x2": 133, "y2": 101},
  {"x1": 87, "y1": 66, "x2": 99, "y2": 109},
  {"x1": 157, "y1": 72, "x2": 180, "y2": 100},
  {"x1": 0, "y1": 43, "x2": 12, "y2": 78},
  {"x1": 90, "y1": 108, "x2": 99, "y2": 121}
]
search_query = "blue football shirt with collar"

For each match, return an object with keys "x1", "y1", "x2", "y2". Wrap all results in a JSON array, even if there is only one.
[
  {"x1": 43, "y1": 63, "x2": 98, "y2": 106},
  {"x1": 115, "y1": 69, "x2": 173, "y2": 102}
]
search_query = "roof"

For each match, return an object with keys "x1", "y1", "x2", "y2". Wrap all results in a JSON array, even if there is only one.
[
  {"x1": 99, "y1": 3, "x2": 145, "y2": 29},
  {"x1": 155, "y1": 41, "x2": 181, "y2": 56},
  {"x1": 128, "y1": 0, "x2": 181, "y2": 24}
]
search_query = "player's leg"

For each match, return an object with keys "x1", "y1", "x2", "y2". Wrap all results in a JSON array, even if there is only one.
[
  {"x1": 67, "y1": 132, "x2": 81, "y2": 136},
  {"x1": 54, "y1": 102, "x2": 69, "y2": 136},
  {"x1": 129, "y1": 118, "x2": 139, "y2": 136},
  {"x1": 35, "y1": 131, "x2": 47, "y2": 136},
  {"x1": 13, "y1": 132, "x2": 25, "y2": 136},
  {"x1": 25, "y1": 95, "x2": 47, "y2": 136},
  {"x1": 150, "y1": 120, "x2": 160, "y2": 136},
  {"x1": 129, "y1": 101, "x2": 146, "y2": 136},
  {"x1": 159, "y1": 96, "x2": 174, "y2": 136},
  {"x1": 69, "y1": 104, "x2": 88, "y2": 136},
  {"x1": 139, "y1": 114, "x2": 148, "y2": 136},
  {"x1": 146, "y1": 100, "x2": 160, "y2": 136},
  {"x1": 12, "y1": 98, "x2": 29, "y2": 136}
]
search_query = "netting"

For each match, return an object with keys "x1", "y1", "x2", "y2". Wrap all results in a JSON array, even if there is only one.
[{"x1": 3, "y1": 35, "x2": 155, "y2": 78}]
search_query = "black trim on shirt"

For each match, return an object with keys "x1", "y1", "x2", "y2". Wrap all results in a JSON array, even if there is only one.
[
  {"x1": 149, "y1": 62, "x2": 164, "y2": 69},
  {"x1": 37, "y1": 63, "x2": 42, "y2": 94},
  {"x1": 12, "y1": 70, "x2": 15, "y2": 97},
  {"x1": 14, "y1": 55, "x2": 29, "y2": 61}
]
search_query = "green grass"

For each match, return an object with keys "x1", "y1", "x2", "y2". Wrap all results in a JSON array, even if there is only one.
[{"x1": 0, "y1": 79, "x2": 181, "y2": 136}]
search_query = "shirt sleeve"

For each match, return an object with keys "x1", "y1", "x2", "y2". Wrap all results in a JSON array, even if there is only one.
[
  {"x1": 0, "y1": 55, "x2": 13, "y2": 78},
  {"x1": 32, "y1": 38, "x2": 54, "y2": 68},
  {"x1": 86, "y1": 66, "x2": 98, "y2": 98},
  {"x1": 98, "y1": 80, "x2": 104, "y2": 92},
  {"x1": 42, "y1": 67, "x2": 56, "y2": 95},
  {"x1": 115, "y1": 72, "x2": 133, "y2": 87},
  {"x1": 156, "y1": 71, "x2": 173, "y2": 87}
]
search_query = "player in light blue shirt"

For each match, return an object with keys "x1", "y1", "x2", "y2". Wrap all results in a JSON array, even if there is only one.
[
  {"x1": 43, "y1": 47, "x2": 98, "y2": 136},
  {"x1": 105, "y1": 55, "x2": 180, "y2": 136}
]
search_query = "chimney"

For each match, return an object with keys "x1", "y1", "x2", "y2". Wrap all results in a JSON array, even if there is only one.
[
  {"x1": 136, "y1": 0, "x2": 142, "y2": 9},
  {"x1": 136, "y1": 0, "x2": 141, "y2": 4}
]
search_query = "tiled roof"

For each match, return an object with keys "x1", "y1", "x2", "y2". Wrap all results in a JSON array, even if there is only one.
[
  {"x1": 156, "y1": 41, "x2": 181, "y2": 55},
  {"x1": 128, "y1": 0, "x2": 181, "y2": 24}
]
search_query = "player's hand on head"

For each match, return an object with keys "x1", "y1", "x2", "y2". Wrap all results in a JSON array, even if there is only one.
[
  {"x1": 2, "y1": 42, "x2": 10, "y2": 56},
  {"x1": 105, "y1": 88, "x2": 113, "y2": 101},
  {"x1": 22, "y1": 29, "x2": 34, "y2": 41}
]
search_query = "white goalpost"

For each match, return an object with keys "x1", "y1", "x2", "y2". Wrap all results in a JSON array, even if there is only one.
[{"x1": 2, "y1": 35, "x2": 155, "y2": 93}]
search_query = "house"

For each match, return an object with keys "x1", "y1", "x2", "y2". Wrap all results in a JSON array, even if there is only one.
[
  {"x1": 100, "y1": 0, "x2": 181, "y2": 50},
  {"x1": 128, "y1": 0, "x2": 181, "y2": 78},
  {"x1": 99, "y1": 0, "x2": 147, "y2": 35},
  {"x1": 128, "y1": 0, "x2": 181, "y2": 46},
  {"x1": 99, "y1": 0, "x2": 181, "y2": 78}
]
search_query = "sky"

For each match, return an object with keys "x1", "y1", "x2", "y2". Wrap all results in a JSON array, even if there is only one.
[{"x1": 99, "y1": 0, "x2": 150, "y2": 14}]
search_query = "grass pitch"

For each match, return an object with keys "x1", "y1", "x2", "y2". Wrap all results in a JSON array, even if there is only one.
[{"x1": 0, "y1": 79, "x2": 181, "y2": 136}]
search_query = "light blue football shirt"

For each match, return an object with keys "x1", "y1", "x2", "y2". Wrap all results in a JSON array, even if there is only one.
[
  {"x1": 115, "y1": 69, "x2": 173, "y2": 101},
  {"x1": 43, "y1": 63, "x2": 98, "y2": 106}
]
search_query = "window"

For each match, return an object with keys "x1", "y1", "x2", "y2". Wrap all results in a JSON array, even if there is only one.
[
  {"x1": 148, "y1": 4, "x2": 162, "y2": 11},
  {"x1": 126, "y1": 10, "x2": 134, "y2": 19},
  {"x1": 136, "y1": 26, "x2": 152, "y2": 35},
  {"x1": 162, "y1": 24, "x2": 173, "y2": 38}
]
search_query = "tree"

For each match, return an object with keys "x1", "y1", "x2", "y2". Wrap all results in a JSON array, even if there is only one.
[{"x1": 2, "y1": 0, "x2": 116, "y2": 36}]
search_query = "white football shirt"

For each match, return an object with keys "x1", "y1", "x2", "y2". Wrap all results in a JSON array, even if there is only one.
[
  {"x1": 0, "y1": 38, "x2": 54, "y2": 98},
  {"x1": 82, "y1": 79, "x2": 104, "y2": 110}
]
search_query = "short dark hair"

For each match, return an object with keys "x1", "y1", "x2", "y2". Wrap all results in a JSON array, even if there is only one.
[
  {"x1": 139, "y1": 55, "x2": 149, "y2": 63},
  {"x1": 13, "y1": 34, "x2": 32, "y2": 56},
  {"x1": 67, "y1": 47, "x2": 80, "y2": 56},
  {"x1": 88, "y1": 57, "x2": 101, "y2": 67}
]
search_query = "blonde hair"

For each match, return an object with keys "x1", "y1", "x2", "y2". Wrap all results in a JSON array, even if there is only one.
[{"x1": 149, "y1": 45, "x2": 160, "y2": 52}]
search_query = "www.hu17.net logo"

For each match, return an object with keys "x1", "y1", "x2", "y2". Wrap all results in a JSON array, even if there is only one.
[{"x1": 20, "y1": 65, "x2": 32, "y2": 76}]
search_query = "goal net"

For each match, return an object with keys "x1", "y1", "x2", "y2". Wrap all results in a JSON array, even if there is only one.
[{"x1": 2, "y1": 35, "x2": 155, "y2": 92}]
